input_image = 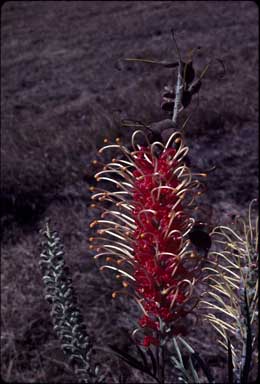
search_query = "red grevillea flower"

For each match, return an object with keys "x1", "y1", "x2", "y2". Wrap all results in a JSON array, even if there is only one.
[{"x1": 89, "y1": 130, "x2": 204, "y2": 346}]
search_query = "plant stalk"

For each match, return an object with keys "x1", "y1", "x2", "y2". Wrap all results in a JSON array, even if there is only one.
[{"x1": 172, "y1": 58, "x2": 183, "y2": 126}]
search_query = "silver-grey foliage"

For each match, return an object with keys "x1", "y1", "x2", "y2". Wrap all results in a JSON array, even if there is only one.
[{"x1": 39, "y1": 222, "x2": 102, "y2": 383}]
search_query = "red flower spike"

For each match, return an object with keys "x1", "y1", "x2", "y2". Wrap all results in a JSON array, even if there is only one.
[{"x1": 91, "y1": 130, "x2": 204, "y2": 346}]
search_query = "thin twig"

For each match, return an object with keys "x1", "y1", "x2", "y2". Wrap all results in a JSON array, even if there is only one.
[{"x1": 171, "y1": 30, "x2": 184, "y2": 126}]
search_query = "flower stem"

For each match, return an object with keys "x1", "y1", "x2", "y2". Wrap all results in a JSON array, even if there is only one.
[
  {"x1": 156, "y1": 329, "x2": 165, "y2": 384},
  {"x1": 160, "y1": 344, "x2": 165, "y2": 384}
]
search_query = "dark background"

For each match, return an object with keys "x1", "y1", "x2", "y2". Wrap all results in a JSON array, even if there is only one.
[{"x1": 1, "y1": 1, "x2": 258, "y2": 382}]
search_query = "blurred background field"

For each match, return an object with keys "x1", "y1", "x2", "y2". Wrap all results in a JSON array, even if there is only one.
[{"x1": 1, "y1": 1, "x2": 258, "y2": 382}]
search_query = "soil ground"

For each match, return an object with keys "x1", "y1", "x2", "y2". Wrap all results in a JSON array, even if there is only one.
[{"x1": 1, "y1": 1, "x2": 258, "y2": 383}]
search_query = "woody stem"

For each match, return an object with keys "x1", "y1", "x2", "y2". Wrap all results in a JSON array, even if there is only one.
[{"x1": 172, "y1": 60, "x2": 183, "y2": 126}]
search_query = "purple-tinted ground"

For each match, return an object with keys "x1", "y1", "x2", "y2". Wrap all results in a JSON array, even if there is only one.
[{"x1": 1, "y1": 1, "x2": 258, "y2": 383}]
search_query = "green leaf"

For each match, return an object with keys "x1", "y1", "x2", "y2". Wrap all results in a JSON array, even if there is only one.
[
  {"x1": 173, "y1": 337, "x2": 183, "y2": 366},
  {"x1": 188, "y1": 356, "x2": 200, "y2": 383},
  {"x1": 177, "y1": 336, "x2": 195, "y2": 354},
  {"x1": 135, "y1": 344, "x2": 149, "y2": 371},
  {"x1": 147, "y1": 347, "x2": 157, "y2": 377}
]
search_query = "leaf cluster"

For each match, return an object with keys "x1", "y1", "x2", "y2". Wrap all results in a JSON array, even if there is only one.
[{"x1": 39, "y1": 222, "x2": 104, "y2": 383}]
